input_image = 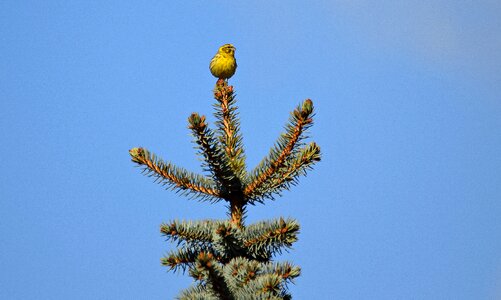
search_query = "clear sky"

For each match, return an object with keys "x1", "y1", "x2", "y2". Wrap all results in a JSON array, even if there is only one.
[{"x1": 1, "y1": 1, "x2": 501, "y2": 299}]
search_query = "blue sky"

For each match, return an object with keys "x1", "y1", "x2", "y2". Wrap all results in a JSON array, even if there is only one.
[{"x1": 1, "y1": 1, "x2": 500, "y2": 299}]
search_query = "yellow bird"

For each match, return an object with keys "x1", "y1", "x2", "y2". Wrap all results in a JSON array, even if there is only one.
[{"x1": 209, "y1": 44, "x2": 237, "y2": 80}]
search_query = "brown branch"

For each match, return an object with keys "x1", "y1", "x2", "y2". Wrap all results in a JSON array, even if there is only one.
[
  {"x1": 244, "y1": 112, "x2": 311, "y2": 197},
  {"x1": 244, "y1": 218, "x2": 297, "y2": 248},
  {"x1": 189, "y1": 113, "x2": 235, "y2": 191},
  {"x1": 265, "y1": 142, "x2": 320, "y2": 191},
  {"x1": 130, "y1": 147, "x2": 221, "y2": 198},
  {"x1": 214, "y1": 79, "x2": 246, "y2": 179},
  {"x1": 230, "y1": 198, "x2": 244, "y2": 228}
]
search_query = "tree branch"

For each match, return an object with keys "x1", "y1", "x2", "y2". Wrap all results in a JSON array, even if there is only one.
[
  {"x1": 244, "y1": 100, "x2": 316, "y2": 201},
  {"x1": 213, "y1": 79, "x2": 247, "y2": 183},
  {"x1": 129, "y1": 147, "x2": 222, "y2": 201}
]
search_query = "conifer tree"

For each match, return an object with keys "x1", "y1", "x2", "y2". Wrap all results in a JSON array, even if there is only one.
[{"x1": 129, "y1": 74, "x2": 321, "y2": 299}]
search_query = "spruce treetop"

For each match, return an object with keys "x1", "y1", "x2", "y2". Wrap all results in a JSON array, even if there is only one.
[{"x1": 129, "y1": 48, "x2": 321, "y2": 299}]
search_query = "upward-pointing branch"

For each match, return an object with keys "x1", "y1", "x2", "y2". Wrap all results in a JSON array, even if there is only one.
[
  {"x1": 213, "y1": 79, "x2": 247, "y2": 227},
  {"x1": 188, "y1": 113, "x2": 240, "y2": 195},
  {"x1": 244, "y1": 100, "x2": 316, "y2": 202},
  {"x1": 213, "y1": 79, "x2": 247, "y2": 183}
]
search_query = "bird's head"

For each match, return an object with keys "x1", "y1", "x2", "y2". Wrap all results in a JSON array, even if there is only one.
[{"x1": 219, "y1": 44, "x2": 236, "y2": 56}]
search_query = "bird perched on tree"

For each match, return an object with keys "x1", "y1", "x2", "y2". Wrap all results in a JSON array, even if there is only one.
[{"x1": 209, "y1": 44, "x2": 237, "y2": 80}]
